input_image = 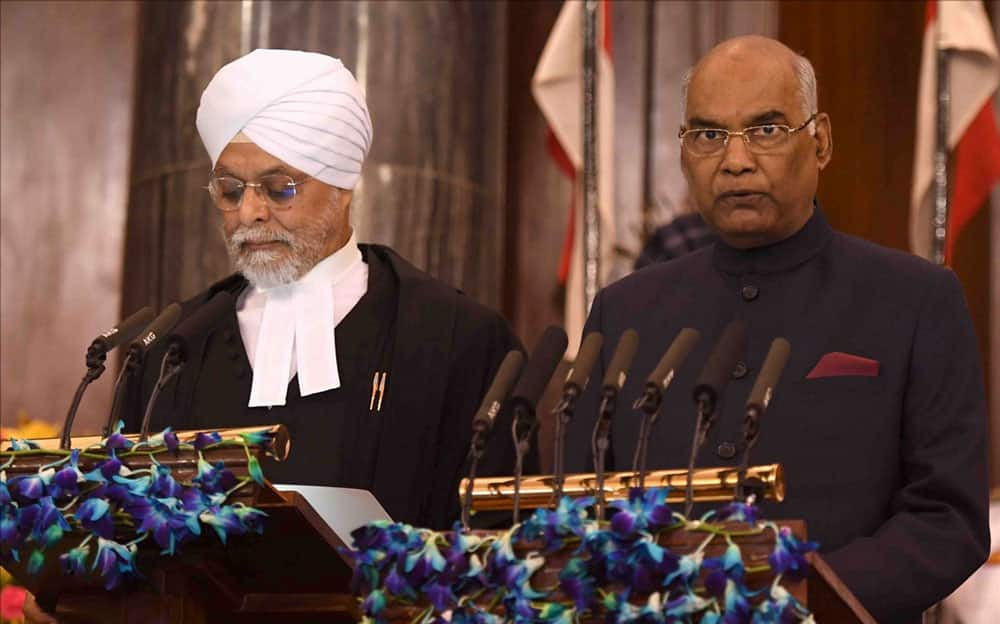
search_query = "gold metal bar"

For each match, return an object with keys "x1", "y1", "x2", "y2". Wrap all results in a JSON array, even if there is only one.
[
  {"x1": 459, "y1": 464, "x2": 784, "y2": 511},
  {"x1": 2, "y1": 424, "x2": 291, "y2": 462}
]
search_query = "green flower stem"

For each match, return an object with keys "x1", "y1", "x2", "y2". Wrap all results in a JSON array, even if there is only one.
[{"x1": 224, "y1": 477, "x2": 252, "y2": 500}]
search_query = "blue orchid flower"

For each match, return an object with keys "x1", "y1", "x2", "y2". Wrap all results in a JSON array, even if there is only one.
[
  {"x1": 361, "y1": 588, "x2": 387, "y2": 616},
  {"x1": 192, "y1": 457, "x2": 237, "y2": 494},
  {"x1": 33, "y1": 496, "x2": 71, "y2": 547},
  {"x1": 76, "y1": 497, "x2": 115, "y2": 539},
  {"x1": 1, "y1": 502, "x2": 18, "y2": 545},
  {"x1": 148, "y1": 464, "x2": 183, "y2": 499},
  {"x1": 715, "y1": 500, "x2": 760, "y2": 524},
  {"x1": 607, "y1": 487, "x2": 675, "y2": 539},
  {"x1": 246, "y1": 455, "x2": 265, "y2": 486},
  {"x1": 27, "y1": 548, "x2": 45, "y2": 574},
  {"x1": 128, "y1": 496, "x2": 199, "y2": 554},
  {"x1": 768, "y1": 526, "x2": 817, "y2": 582},
  {"x1": 92, "y1": 537, "x2": 135, "y2": 590},
  {"x1": 7, "y1": 438, "x2": 40, "y2": 451},
  {"x1": 101, "y1": 420, "x2": 133, "y2": 451},
  {"x1": 60, "y1": 542, "x2": 91, "y2": 575},
  {"x1": 558, "y1": 557, "x2": 595, "y2": 611},
  {"x1": 14, "y1": 473, "x2": 48, "y2": 501},
  {"x1": 193, "y1": 431, "x2": 223, "y2": 450},
  {"x1": 703, "y1": 541, "x2": 746, "y2": 598},
  {"x1": 238, "y1": 429, "x2": 274, "y2": 448}
]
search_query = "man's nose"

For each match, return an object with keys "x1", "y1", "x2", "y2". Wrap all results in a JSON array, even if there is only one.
[
  {"x1": 720, "y1": 135, "x2": 757, "y2": 176},
  {"x1": 237, "y1": 186, "x2": 271, "y2": 226}
]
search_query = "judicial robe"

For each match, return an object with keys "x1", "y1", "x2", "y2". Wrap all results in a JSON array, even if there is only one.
[
  {"x1": 567, "y1": 208, "x2": 989, "y2": 623},
  {"x1": 126, "y1": 244, "x2": 524, "y2": 530}
]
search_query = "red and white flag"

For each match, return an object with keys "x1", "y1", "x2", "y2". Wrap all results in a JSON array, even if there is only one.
[
  {"x1": 911, "y1": 0, "x2": 1000, "y2": 262},
  {"x1": 532, "y1": 0, "x2": 615, "y2": 355}
]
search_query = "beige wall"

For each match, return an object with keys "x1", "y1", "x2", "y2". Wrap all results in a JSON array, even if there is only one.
[{"x1": 0, "y1": 1, "x2": 137, "y2": 435}]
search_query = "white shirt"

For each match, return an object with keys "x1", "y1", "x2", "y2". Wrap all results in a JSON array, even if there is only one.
[{"x1": 236, "y1": 232, "x2": 369, "y2": 406}]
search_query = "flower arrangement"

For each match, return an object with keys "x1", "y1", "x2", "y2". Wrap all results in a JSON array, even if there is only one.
[
  {"x1": 0, "y1": 422, "x2": 274, "y2": 590},
  {"x1": 347, "y1": 490, "x2": 818, "y2": 623}
]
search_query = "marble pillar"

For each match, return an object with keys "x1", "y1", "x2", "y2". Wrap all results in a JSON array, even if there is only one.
[{"x1": 120, "y1": 0, "x2": 508, "y2": 317}]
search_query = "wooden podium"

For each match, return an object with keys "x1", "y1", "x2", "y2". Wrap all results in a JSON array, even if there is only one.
[{"x1": 3, "y1": 433, "x2": 875, "y2": 623}]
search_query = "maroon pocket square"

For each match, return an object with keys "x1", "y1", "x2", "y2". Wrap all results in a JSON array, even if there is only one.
[{"x1": 806, "y1": 352, "x2": 880, "y2": 379}]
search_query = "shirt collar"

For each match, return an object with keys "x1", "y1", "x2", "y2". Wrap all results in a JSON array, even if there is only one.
[{"x1": 712, "y1": 203, "x2": 833, "y2": 275}]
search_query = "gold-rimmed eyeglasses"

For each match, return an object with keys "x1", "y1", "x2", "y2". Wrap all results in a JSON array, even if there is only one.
[
  {"x1": 678, "y1": 113, "x2": 818, "y2": 157},
  {"x1": 206, "y1": 174, "x2": 311, "y2": 211}
]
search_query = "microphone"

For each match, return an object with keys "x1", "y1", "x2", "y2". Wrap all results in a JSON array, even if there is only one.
[
  {"x1": 630, "y1": 328, "x2": 701, "y2": 489},
  {"x1": 471, "y1": 350, "x2": 525, "y2": 449},
  {"x1": 59, "y1": 306, "x2": 155, "y2": 450},
  {"x1": 685, "y1": 320, "x2": 746, "y2": 516},
  {"x1": 692, "y1": 320, "x2": 746, "y2": 414},
  {"x1": 591, "y1": 329, "x2": 639, "y2": 517},
  {"x1": 635, "y1": 328, "x2": 701, "y2": 414},
  {"x1": 509, "y1": 325, "x2": 568, "y2": 523},
  {"x1": 736, "y1": 338, "x2": 791, "y2": 501},
  {"x1": 105, "y1": 303, "x2": 183, "y2": 437},
  {"x1": 139, "y1": 293, "x2": 235, "y2": 441},
  {"x1": 462, "y1": 349, "x2": 525, "y2": 528},
  {"x1": 551, "y1": 332, "x2": 603, "y2": 501}
]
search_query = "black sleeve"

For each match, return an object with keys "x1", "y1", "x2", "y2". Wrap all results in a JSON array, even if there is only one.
[
  {"x1": 823, "y1": 268, "x2": 990, "y2": 623},
  {"x1": 422, "y1": 308, "x2": 526, "y2": 530}
]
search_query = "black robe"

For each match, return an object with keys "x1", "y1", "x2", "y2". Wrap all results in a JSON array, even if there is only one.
[
  {"x1": 567, "y1": 209, "x2": 989, "y2": 623},
  {"x1": 125, "y1": 244, "x2": 525, "y2": 530}
]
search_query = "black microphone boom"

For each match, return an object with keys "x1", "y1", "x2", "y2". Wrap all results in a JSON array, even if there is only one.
[
  {"x1": 509, "y1": 325, "x2": 568, "y2": 524},
  {"x1": 737, "y1": 338, "x2": 791, "y2": 501},
  {"x1": 104, "y1": 303, "x2": 183, "y2": 437},
  {"x1": 592, "y1": 329, "x2": 639, "y2": 517},
  {"x1": 551, "y1": 331, "x2": 603, "y2": 501},
  {"x1": 462, "y1": 349, "x2": 525, "y2": 528},
  {"x1": 60, "y1": 306, "x2": 155, "y2": 450},
  {"x1": 139, "y1": 293, "x2": 235, "y2": 441},
  {"x1": 685, "y1": 320, "x2": 746, "y2": 516},
  {"x1": 631, "y1": 328, "x2": 701, "y2": 488}
]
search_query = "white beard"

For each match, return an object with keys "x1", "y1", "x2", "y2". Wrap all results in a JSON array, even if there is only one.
[{"x1": 223, "y1": 212, "x2": 335, "y2": 288}]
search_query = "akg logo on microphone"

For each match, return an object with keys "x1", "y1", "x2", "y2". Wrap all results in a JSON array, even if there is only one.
[
  {"x1": 142, "y1": 332, "x2": 157, "y2": 347},
  {"x1": 101, "y1": 327, "x2": 119, "y2": 339}
]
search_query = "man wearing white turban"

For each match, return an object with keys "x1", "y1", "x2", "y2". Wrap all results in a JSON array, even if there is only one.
[{"x1": 128, "y1": 49, "x2": 526, "y2": 529}]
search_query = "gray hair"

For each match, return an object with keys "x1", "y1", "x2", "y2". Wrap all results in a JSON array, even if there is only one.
[{"x1": 681, "y1": 52, "x2": 818, "y2": 133}]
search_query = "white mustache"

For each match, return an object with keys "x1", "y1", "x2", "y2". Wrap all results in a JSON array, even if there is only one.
[{"x1": 229, "y1": 226, "x2": 293, "y2": 248}]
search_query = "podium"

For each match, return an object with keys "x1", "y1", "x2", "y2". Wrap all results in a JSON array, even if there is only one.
[{"x1": 3, "y1": 432, "x2": 875, "y2": 623}]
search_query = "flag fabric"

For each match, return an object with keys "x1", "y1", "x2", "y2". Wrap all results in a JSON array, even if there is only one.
[
  {"x1": 532, "y1": 0, "x2": 616, "y2": 356},
  {"x1": 911, "y1": 0, "x2": 1000, "y2": 262}
]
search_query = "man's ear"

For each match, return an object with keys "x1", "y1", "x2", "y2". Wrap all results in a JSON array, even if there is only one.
[{"x1": 814, "y1": 112, "x2": 833, "y2": 170}]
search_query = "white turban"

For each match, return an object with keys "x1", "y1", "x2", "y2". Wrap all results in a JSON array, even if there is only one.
[{"x1": 196, "y1": 49, "x2": 372, "y2": 190}]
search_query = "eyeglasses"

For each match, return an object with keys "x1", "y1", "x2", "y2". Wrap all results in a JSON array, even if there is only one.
[
  {"x1": 678, "y1": 113, "x2": 818, "y2": 157},
  {"x1": 206, "y1": 173, "x2": 310, "y2": 211}
]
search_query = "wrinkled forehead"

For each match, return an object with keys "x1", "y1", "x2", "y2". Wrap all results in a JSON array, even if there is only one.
[
  {"x1": 685, "y1": 54, "x2": 800, "y2": 128},
  {"x1": 213, "y1": 141, "x2": 305, "y2": 178}
]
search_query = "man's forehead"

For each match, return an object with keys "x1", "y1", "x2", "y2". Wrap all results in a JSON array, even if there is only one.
[
  {"x1": 685, "y1": 56, "x2": 799, "y2": 126},
  {"x1": 214, "y1": 142, "x2": 304, "y2": 177}
]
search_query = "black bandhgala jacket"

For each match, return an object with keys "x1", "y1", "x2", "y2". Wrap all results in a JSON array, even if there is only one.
[
  {"x1": 125, "y1": 244, "x2": 526, "y2": 530},
  {"x1": 567, "y1": 209, "x2": 989, "y2": 623}
]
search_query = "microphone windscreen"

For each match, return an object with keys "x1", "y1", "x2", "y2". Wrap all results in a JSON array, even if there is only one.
[
  {"x1": 692, "y1": 320, "x2": 746, "y2": 407},
  {"x1": 90, "y1": 306, "x2": 155, "y2": 353},
  {"x1": 646, "y1": 328, "x2": 701, "y2": 390},
  {"x1": 601, "y1": 328, "x2": 639, "y2": 391},
  {"x1": 169, "y1": 292, "x2": 235, "y2": 359},
  {"x1": 131, "y1": 303, "x2": 183, "y2": 355},
  {"x1": 510, "y1": 325, "x2": 569, "y2": 409},
  {"x1": 472, "y1": 350, "x2": 525, "y2": 433},
  {"x1": 565, "y1": 332, "x2": 604, "y2": 393},
  {"x1": 746, "y1": 337, "x2": 791, "y2": 412}
]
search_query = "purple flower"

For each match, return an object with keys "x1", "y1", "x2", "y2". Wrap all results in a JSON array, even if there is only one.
[
  {"x1": 361, "y1": 588, "x2": 386, "y2": 616},
  {"x1": 424, "y1": 580, "x2": 457, "y2": 611},
  {"x1": 193, "y1": 432, "x2": 222, "y2": 450},
  {"x1": 383, "y1": 563, "x2": 416, "y2": 599},
  {"x1": 51, "y1": 465, "x2": 81, "y2": 499},
  {"x1": 127, "y1": 496, "x2": 200, "y2": 554},
  {"x1": 149, "y1": 465, "x2": 183, "y2": 499},
  {"x1": 192, "y1": 457, "x2": 236, "y2": 494},
  {"x1": 558, "y1": 558, "x2": 594, "y2": 611},
  {"x1": 607, "y1": 487, "x2": 675, "y2": 539},
  {"x1": 163, "y1": 429, "x2": 179, "y2": 452},
  {"x1": 33, "y1": 496, "x2": 70, "y2": 547},
  {"x1": 768, "y1": 526, "x2": 817, "y2": 582},
  {"x1": 703, "y1": 542, "x2": 746, "y2": 598},
  {"x1": 14, "y1": 474, "x2": 47, "y2": 501},
  {"x1": 0, "y1": 504, "x2": 18, "y2": 545},
  {"x1": 91, "y1": 538, "x2": 134, "y2": 590},
  {"x1": 716, "y1": 501, "x2": 760, "y2": 524},
  {"x1": 76, "y1": 497, "x2": 115, "y2": 539}
]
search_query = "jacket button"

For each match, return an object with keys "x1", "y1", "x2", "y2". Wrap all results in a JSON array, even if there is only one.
[
  {"x1": 741, "y1": 285, "x2": 759, "y2": 301},
  {"x1": 731, "y1": 361, "x2": 749, "y2": 379},
  {"x1": 717, "y1": 442, "x2": 737, "y2": 459}
]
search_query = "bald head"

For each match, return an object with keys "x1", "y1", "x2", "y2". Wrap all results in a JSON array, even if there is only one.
[
  {"x1": 683, "y1": 36, "x2": 816, "y2": 123},
  {"x1": 678, "y1": 35, "x2": 833, "y2": 249}
]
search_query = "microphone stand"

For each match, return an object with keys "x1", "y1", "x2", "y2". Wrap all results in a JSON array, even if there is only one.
[
  {"x1": 510, "y1": 406, "x2": 536, "y2": 525},
  {"x1": 591, "y1": 389, "x2": 617, "y2": 520},
  {"x1": 735, "y1": 406, "x2": 764, "y2": 502},
  {"x1": 550, "y1": 386, "x2": 581, "y2": 503},
  {"x1": 138, "y1": 343, "x2": 184, "y2": 442},
  {"x1": 60, "y1": 345, "x2": 110, "y2": 449},
  {"x1": 461, "y1": 430, "x2": 487, "y2": 530},
  {"x1": 630, "y1": 386, "x2": 663, "y2": 492},
  {"x1": 684, "y1": 395, "x2": 715, "y2": 518}
]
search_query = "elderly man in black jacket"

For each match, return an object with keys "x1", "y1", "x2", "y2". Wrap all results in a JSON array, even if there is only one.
[
  {"x1": 567, "y1": 35, "x2": 989, "y2": 622},
  {"x1": 126, "y1": 49, "x2": 524, "y2": 530}
]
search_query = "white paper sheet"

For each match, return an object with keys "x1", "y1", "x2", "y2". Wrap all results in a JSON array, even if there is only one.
[{"x1": 273, "y1": 484, "x2": 393, "y2": 543}]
